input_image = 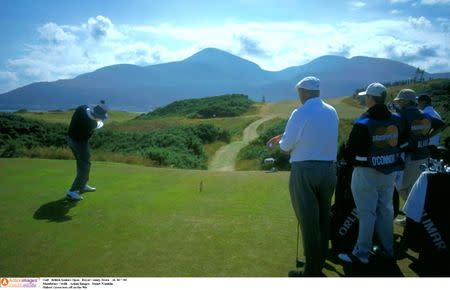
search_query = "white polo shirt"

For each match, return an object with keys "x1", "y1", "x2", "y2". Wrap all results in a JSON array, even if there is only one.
[{"x1": 279, "y1": 97, "x2": 339, "y2": 163}]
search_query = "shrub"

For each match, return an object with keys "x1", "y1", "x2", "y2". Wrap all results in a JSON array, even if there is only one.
[
  {"x1": 0, "y1": 139, "x2": 23, "y2": 158},
  {"x1": 0, "y1": 113, "x2": 229, "y2": 169},
  {"x1": 137, "y1": 94, "x2": 254, "y2": 119}
]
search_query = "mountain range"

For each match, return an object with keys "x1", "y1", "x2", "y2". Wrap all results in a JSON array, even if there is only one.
[{"x1": 0, "y1": 48, "x2": 448, "y2": 111}]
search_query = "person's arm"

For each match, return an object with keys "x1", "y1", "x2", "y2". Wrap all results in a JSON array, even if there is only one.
[
  {"x1": 344, "y1": 123, "x2": 370, "y2": 166},
  {"x1": 397, "y1": 114, "x2": 409, "y2": 151},
  {"x1": 279, "y1": 109, "x2": 305, "y2": 153},
  {"x1": 267, "y1": 134, "x2": 282, "y2": 149},
  {"x1": 266, "y1": 109, "x2": 304, "y2": 152},
  {"x1": 428, "y1": 115, "x2": 447, "y2": 138}
]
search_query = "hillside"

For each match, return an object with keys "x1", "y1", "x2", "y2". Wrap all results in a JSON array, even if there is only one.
[
  {"x1": 137, "y1": 94, "x2": 254, "y2": 119},
  {"x1": 1, "y1": 48, "x2": 448, "y2": 111},
  {"x1": 0, "y1": 158, "x2": 421, "y2": 277}
]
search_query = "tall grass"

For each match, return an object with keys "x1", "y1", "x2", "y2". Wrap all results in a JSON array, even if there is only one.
[{"x1": 20, "y1": 146, "x2": 158, "y2": 167}]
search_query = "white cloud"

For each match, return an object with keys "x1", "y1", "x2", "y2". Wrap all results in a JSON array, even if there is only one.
[
  {"x1": 3, "y1": 14, "x2": 450, "y2": 92},
  {"x1": 389, "y1": 0, "x2": 413, "y2": 3},
  {"x1": 114, "y1": 42, "x2": 162, "y2": 65},
  {"x1": 420, "y1": 0, "x2": 450, "y2": 5},
  {"x1": 0, "y1": 71, "x2": 19, "y2": 94},
  {"x1": 391, "y1": 9, "x2": 401, "y2": 14},
  {"x1": 348, "y1": 1, "x2": 367, "y2": 10},
  {"x1": 86, "y1": 15, "x2": 113, "y2": 40},
  {"x1": 408, "y1": 16, "x2": 432, "y2": 29},
  {"x1": 38, "y1": 22, "x2": 76, "y2": 44}
]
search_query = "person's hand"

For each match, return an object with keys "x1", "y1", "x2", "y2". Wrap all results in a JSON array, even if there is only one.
[{"x1": 266, "y1": 135, "x2": 282, "y2": 150}]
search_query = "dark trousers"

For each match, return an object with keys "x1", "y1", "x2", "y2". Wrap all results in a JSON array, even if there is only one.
[
  {"x1": 289, "y1": 161, "x2": 336, "y2": 276},
  {"x1": 68, "y1": 136, "x2": 91, "y2": 191}
]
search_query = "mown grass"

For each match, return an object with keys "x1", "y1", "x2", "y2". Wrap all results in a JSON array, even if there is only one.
[
  {"x1": 0, "y1": 158, "x2": 296, "y2": 277},
  {"x1": 0, "y1": 158, "x2": 420, "y2": 277}
]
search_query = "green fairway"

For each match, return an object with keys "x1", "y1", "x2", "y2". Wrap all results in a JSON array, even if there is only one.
[
  {"x1": 0, "y1": 158, "x2": 297, "y2": 277},
  {"x1": 0, "y1": 158, "x2": 421, "y2": 277}
]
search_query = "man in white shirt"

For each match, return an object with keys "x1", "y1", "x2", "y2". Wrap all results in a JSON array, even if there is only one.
[
  {"x1": 267, "y1": 76, "x2": 339, "y2": 277},
  {"x1": 417, "y1": 94, "x2": 442, "y2": 146}
]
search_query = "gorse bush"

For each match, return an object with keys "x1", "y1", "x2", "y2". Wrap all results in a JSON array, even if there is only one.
[
  {"x1": 0, "y1": 113, "x2": 67, "y2": 148},
  {"x1": 237, "y1": 119, "x2": 291, "y2": 171},
  {"x1": 0, "y1": 113, "x2": 230, "y2": 169},
  {"x1": 137, "y1": 94, "x2": 254, "y2": 119},
  {"x1": 141, "y1": 147, "x2": 207, "y2": 169}
]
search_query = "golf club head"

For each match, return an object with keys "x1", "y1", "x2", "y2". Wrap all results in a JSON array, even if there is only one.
[{"x1": 296, "y1": 259, "x2": 305, "y2": 268}]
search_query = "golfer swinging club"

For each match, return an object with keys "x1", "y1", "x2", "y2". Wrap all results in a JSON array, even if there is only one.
[
  {"x1": 267, "y1": 76, "x2": 339, "y2": 277},
  {"x1": 66, "y1": 100, "x2": 109, "y2": 200}
]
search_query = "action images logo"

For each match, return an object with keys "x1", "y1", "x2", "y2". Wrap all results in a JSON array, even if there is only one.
[
  {"x1": 0, "y1": 278, "x2": 9, "y2": 287},
  {"x1": 0, "y1": 278, "x2": 38, "y2": 288}
]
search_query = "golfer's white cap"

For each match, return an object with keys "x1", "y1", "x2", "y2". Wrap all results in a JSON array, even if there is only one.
[
  {"x1": 358, "y1": 83, "x2": 386, "y2": 97},
  {"x1": 295, "y1": 76, "x2": 320, "y2": 91},
  {"x1": 88, "y1": 100, "x2": 109, "y2": 121}
]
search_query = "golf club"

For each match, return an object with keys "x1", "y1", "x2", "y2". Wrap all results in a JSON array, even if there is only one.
[{"x1": 288, "y1": 222, "x2": 305, "y2": 277}]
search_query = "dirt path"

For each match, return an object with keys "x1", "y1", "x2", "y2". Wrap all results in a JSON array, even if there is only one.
[{"x1": 209, "y1": 114, "x2": 275, "y2": 171}]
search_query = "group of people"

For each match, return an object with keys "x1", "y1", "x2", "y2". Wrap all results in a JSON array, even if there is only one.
[
  {"x1": 267, "y1": 76, "x2": 446, "y2": 276},
  {"x1": 65, "y1": 76, "x2": 445, "y2": 277}
]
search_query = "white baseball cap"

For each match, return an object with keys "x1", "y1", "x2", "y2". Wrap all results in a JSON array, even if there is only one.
[
  {"x1": 358, "y1": 83, "x2": 386, "y2": 97},
  {"x1": 295, "y1": 76, "x2": 320, "y2": 91},
  {"x1": 88, "y1": 100, "x2": 109, "y2": 120}
]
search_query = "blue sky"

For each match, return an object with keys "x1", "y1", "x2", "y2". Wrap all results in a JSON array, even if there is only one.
[{"x1": 0, "y1": 0, "x2": 449, "y2": 93}]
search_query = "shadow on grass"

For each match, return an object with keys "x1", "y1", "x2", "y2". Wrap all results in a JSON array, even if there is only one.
[
  {"x1": 33, "y1": 197, "x2": 79, "y2": 222},
  {"x1": 328, "y1": 248, "x2": 404, "y2": 277},
  {"x1": 341, "y1": 258, "x2": 404, "y2": 277},
  {"x1": 408, "y1": 255, "x2": 450, "y2": 277}
]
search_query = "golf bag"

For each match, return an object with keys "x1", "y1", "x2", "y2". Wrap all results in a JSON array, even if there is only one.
[
  {"x1": 330, "y1": 145, "x2": 400, "y2": 253},
  {"x1": 402, "y1": 172, "x2": 450, "y2": 275}
]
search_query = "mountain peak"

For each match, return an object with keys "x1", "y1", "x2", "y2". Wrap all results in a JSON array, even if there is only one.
[
  {"x1": 183, "y1": 48, "x2": 261, "y2": 69},
  {"x1": 306, "y1": 55, "x2": 348, "y2": 65},
  {"x1": 184, "y1": 48, "x2": 237, "y2": 62}
]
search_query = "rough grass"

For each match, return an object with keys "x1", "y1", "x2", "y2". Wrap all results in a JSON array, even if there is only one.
[
  {"x1": 16, "y1": 110, "x2": 139, "y2": 124},
  {"x1": 107, "y1": 115, "x2": 259, "y2": 141},
  {"x1": 258, "y1": 96, "x2": 364, "y2": 120},
  {"x1": 20, "y1": 146, "x2": 158, "y2": 167},
  {"x1": 324, "y1": 96, "x2": 365, "y2": 120},
  {"x1": 204, "y1": 141, "x2": 227, "y2": 162},
  {"x1": 0, "y1": 158, "x2": 421, "y2": 277}
]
